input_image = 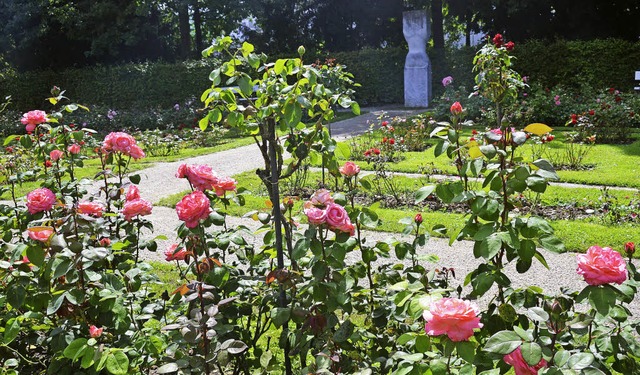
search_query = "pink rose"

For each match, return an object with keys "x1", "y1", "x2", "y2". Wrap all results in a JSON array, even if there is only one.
[
  {"x1": 121, "y1": 199, "x2": 153, "y2": 221},
  {"x1": 308, "y1": 189, "x2": 334, "y2": 208},
  {"x1": 577, "y1": 245, "x2": 627, "y2": 285},
  {"x1": 442, "y1": 76, "x2": 453, "y2": 87},
  {"x1": 423, "y1": 298, "x2": 483, "y2": 342},
  {"x1": 339, "y1": 161, "x2": 360, "y2": 177},
  {"x1": 89, "y1": 325, "x2": 103, "y2": 338},
  {"x1": 126, "y1": 185, "x2": 140, "y2": 202},
  {"x1": 21, "y1": 110, "x2": 47, "y2": 132},
  {"x1": 165, "y1": 244, "x2": 189, "y2": 262},
  {"x1": 214, "y1": 176, "x2": 237, "y2": 197},
  {"x1": 102, "y1": 132, "x2": 145, "y2": 159},
  {"x1": 77, "y1": 200, "x2": 104, "y2": 217},
  {"x1": 99, "y1": 237, "x2": 111, "y2": 247},
  {"x1": 50, "y1": 149, "x2": 64, "y2": 161},
  {"x1": 504, "y1": 347, "x2": 547, "y2": 375},
  {"x1": 325, "y1": 203, "x2": 353, "y2": 234},
  {"x1": 304, "y1": 207, "x2": 327, "y2": 225},
  {"x1": 176, "y1": 191, "x2": 212, "y2": 228},
  {"x1": 177, "y1": 164, "x2": 219, "y2": 191},
  {"x1": 67, "y1": 144, "x2": 81, "y2": 154},
  {"x1": 26, "y1": 188, "x2": 57, "y2": 214},
  {"x1": 27, "y1": 227, "x2": 54, "y2": 242}
]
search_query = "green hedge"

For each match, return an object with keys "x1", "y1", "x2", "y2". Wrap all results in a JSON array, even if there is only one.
[{"x1": 1, "y1": 39, "x2": 639, "y2": 114}]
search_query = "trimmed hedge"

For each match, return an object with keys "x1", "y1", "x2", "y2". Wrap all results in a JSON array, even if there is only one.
[{"x1": 1, "y1": 39, "x2": 639, "y2": 114}]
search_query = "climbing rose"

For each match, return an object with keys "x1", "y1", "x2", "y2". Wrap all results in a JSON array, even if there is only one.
[
  {"x1": 21, "y1": 110, "x2": 47, "y2": 132},
  {"x1": 304, "y1": 207, "x2": 327, "y2": 225},
  {"x1": 504, "y1": 347, "x2": 547, "y2": 375},
  {"x1": 325, "y1": 203, "x2": 354, "y2": 235},
  {"x1": 89, "y1": 325, "x2": 103, "y2": 338},
  {"x1": 126, "y1": 185, "x2": 140, "y2": 201},
  {"x1": 442, "y1": 76, "x2": 453, "y2": 87},
  {"x1": 165, "y1": 244, "x2": 189, "y2": 262},
  {"x1": 423, "y1": 298, "x2": 483, "y2": 342},
  {"x1": 177, "y1": 164, "x2": 219, "y2": 191},
  {"x1": 50, "y1": 149, "x2": 64, "y2": 161},
  {"x1": 67, "y1": 144, "x2": 81, "y2": 154},
  {"x1": 27, "y1": 227, "x2": 54, "y2": 242},
  {"x1": 339, "y1": 161, "x2": 360, "y2": 177},
  {"x1": 102, "y1": 132, "x2": 145, "y2": 159},
  {"x1": 176, "y1": 191, "x2": 211, "y2": 228},
  {"x1": 26, "y1": 188, "x2": 56, "y2": 214},
  {"x1": 77, "y1": 201, "x2": 104, "y2": 217},
  {"x1": 214, "y1": 176, "x2": 237, "y2": 197},
  {"x1": 577, "y1": 245, "x2": 627, "y2": 285},
  {"x1": 122, "y1": 199, "x2": 153, "y2": 221},
  {"x1": 450, "y1": 102, "x2": 463, "y2": 115}
]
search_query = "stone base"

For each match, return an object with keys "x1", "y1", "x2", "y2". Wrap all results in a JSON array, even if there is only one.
[{"x1": 404, "y1": 66, "x2": 430, "y2": 108}]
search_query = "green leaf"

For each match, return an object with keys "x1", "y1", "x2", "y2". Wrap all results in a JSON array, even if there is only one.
[
  {"x1": 519, "y1": 342, "x2": 542, "y2": 366},
  {"x1": 587, "y1": 286, "x2": 617, "y2": 315},
  {"x1": 198, "y1": 116, "x2": 209, "y2": 131},
  {"x1": 156, "y1": 363, "x2": 179, "y2": 374},
  {"x1": 539, "y1": 235, "x2": 565, "y2": 253},
  {"x1": 456, "y1": 341, "x2": 475, "y2": 363},
  {"x1": 553, "y1": 350, "x2": 570, "y2": 367},
  {"x1": 7, "y1": 285, "x2": 25, "y2": 309},
  {"x1": 359, "y1": 207, "x2": 379, "y2": 228},
  {"x1": 415, "y1": 185, "x2": 436, "y2": 203},
  {"x1": 3, "y1": 135, "x2": 17, "y2": 146},
  {"x1": 106, "y1": 351, "x2": 129, "y2": 375},
  {"x1": 129, "y1": 174, "x2": 141, "y2": 184},
  {"x1": 484, "y1": 331, "x2": 522, "y2": 354},
  {"x1": 238, "y1": 76, "x2": 253, "y2": 96},
  {"x1": 274, "y1": 59, "x2": 286, "y2": 75},
  {"x1": 260, "y1": 350, "x2": 273, "y2": 369},
  {"x1": 63, "y1": 338, "x2": 88, "y2": 361},
  {"x1": 26, "y1": 246, "x2": 45, "y2": 267},
  {"x1": 567, "y1": 352, "x2": 594, "y2": 370},
  {"x1": 292, "y1": 238, "x2": 310, "y2": 260},
  {"x1": 333, "y1": 320, "x2": 354, "y2": 343},
  {"x1": 4, "y1": 318, "x2": 20, "y2": 344},
  {"x1": 270, "y1": 307, "x2": 290, "y2": 327},
  {"x1": 351, "y1": 102, "x2": 360, "y2": 115}
]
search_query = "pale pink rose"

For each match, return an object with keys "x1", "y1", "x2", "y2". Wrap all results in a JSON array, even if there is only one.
[
  {"x1": 67, "y1": 144, "x2": 81, "y2": 154},
  {"x1": 121, "y1": 199, "x2": 153, "y2": 221},
  {"x1": 325, "y1": 203, "x2": 353, "y2": 234},
  {"x1": 309, "y1": 189, "x2": 334, "y2": 207},
  {"x1": 177, "y1": 164, "x2": 219, "y2": 191},
  {"x1": 339, "y1": 161, "x2": 360, "y2": 177},
  {"x1": 176, "y1": 191, "x2": 212, "y2": 228},
  {"x1": 165, "y1": 244, "x2": 189, "y2": 262},
  {"x1": 21, "y1": 110, "x2": 47, "y2": 131},
  {"x1": 102, "y1": 132, "x2": 145, "y2": 159},
  {"x1": 214, "y1": 176, "x2": 237, "y2": 196},
  {"x1": 577, "y1": 245, "x2": 627, "y2": 285},
  {"x1": 304, "y1": 207, "x2": 327, "y2": 225},
  {"x1": 423, "y1": 298, "x2": 483, "y2": 342},
  {"x1": 99, "y1": 237, "x2": 111, "y2": 247},
  {"x1": 504, "y1": 347, "x2": 547, "y2": 375},
  {"x1": 89, "y1": 325, "x2": 103, "y2": 338},
  {"x1": 50, "y1": 149, "x2": 64, "y2": 161},
  {"x1": 126, "y1": 185, "x2": 140, "y2": 202},
  {"x1": 26, "y1": 188, "x2": 57, "y2": 214},
  {"x1": 77, "y1": 201, "x2": 104, "y2": 217},
  {"x1": 27, "y1": 227, "x2": 54, "y2": 242}
]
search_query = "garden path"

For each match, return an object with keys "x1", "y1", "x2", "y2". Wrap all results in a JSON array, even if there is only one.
[{"x1": 130, "y1": 105, "x2": 639, "y2": 315}]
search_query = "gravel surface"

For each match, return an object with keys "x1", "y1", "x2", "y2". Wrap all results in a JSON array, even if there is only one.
[{"x1": 133, "y1": 106, "x2": 638, "y2": 315}]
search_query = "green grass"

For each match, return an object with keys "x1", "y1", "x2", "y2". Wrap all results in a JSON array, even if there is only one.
[{"x1": 156, "y1": 169, "x2": 640, "y2": 254}]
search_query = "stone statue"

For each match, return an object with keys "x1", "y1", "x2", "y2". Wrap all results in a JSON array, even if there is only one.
[{"x1": 403, "y1": 10, "x2": 431, "y2": 107}]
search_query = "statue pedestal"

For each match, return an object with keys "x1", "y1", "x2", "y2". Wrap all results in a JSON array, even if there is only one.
[{"x1": 403, "y1": 10, "x2": 431, "y2": 108}]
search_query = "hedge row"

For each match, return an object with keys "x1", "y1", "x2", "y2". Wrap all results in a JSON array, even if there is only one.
[{"x1": 1, "y1": 39, "x2": 639, "y2": 113}]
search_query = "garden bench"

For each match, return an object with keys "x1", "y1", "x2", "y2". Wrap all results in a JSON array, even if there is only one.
[{"x1": 635, "y1": 71, "x2": 640, "y2": 92}]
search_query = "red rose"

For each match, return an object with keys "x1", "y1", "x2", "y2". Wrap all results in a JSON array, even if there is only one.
[
  {"x1": 492, "y1": 34, "x2": 504, "y2": 48},
  {"x1": 450, "y1": 101, "x2": 463, "y2": 115},
  {"x1": 505, "y1": 41, "x2": 515, "y2": 51}
]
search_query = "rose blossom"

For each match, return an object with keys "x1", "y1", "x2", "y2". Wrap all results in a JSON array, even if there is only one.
[
  {"x1": 67, "y1": 144, "x2": 81, "y2": 154},
  {"x1": 325, "y1": 203, "x2": 354, "y2": 235},
  {"x1": 165, "y1": 244, "x2": 189, "y2": 262},
  {"x1": 27, "y1": 227, "x2": 54, "y2": 242},
  {"x1": 415, "y1": 213, "x2": 423, "y2": 224},
  {"x1": 26, "y1": 188, "x2": 57, "y2": 214},
  {"x1": 126, "y1": 185, "x2": 140, "y2": 202},
  {"x1": 122, "y1": 199, "x2": 153, "y2": 221},
  {"x1": 442, "y1": 76, "x2": 453, "y2": 87},
  {"x1": 308, "y1": 189, "x2": 334, "y2": 208},
  {"x1": 577, "y1": 245, "x2": 627, "y2": 285},
  {"x1": 89, "y1": 325, "x2": 103, "y2": 338},
  {"x1": 339, "y1": 161, "x2": 360, "y2": 177},
  {"x1": 423, "y1": 298, "x2": 483, "y2": 342},
  {"x1": 176, "y1": 190, "x2": 212, "y2": 228},
  {"x1": 492, "y1": 33, "x2": 504, "y2": 48},
  {"x1": 21, "y1": 110, "x2": 47, "y2": 133},
  {"x1": 625, "y1": 242, "x2": 635, "y2": 256},
  {"x1": 504, "y1": 347, "x2": 547, "y2": 375},
  {"x1": 304, "y1": 207, "x2": 327, "y2": 225},
  {"x1": 505, "y1": 41, "x2": 515, "y2": 51},
  {"x1": 102, "y1": 132, "x2": 145, "y2": 159},
  {"x1": 78, "y1": 200, "x2": 104, "y2": 217},
  {"x1": 450, "y1": 102, "x2": 463, "y2": 115},
  {"x1": 214, "y1": 176, "x2": 237, "y2": 197},
  {"x1": 177, "y1": 164, "x2": 219, "y2": 191},
  {"x1": 99, "y1": 237, "x2": 111, "y2": 247},
  {"x1": 50, "y1": 149, "x2": 64, "y2": 161}
]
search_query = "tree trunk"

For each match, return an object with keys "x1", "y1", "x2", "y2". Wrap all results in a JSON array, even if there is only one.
[
  {"x1": 431, "y1": 0, "x2": 444, "y2": 49},
  {"x1": 193, "y1": 0, "x2": 203, "y2": 56},
  {"x1": 465, "y1": 9, "x2": 471, "y2": 47},
  {"x1": 178, "y1": 1, "x2": 191, "y2": 59}
]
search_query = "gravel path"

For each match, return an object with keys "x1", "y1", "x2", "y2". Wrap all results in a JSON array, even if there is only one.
[{"x1": 130, "y1": 106, "x2": 638, "y2": 315}]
